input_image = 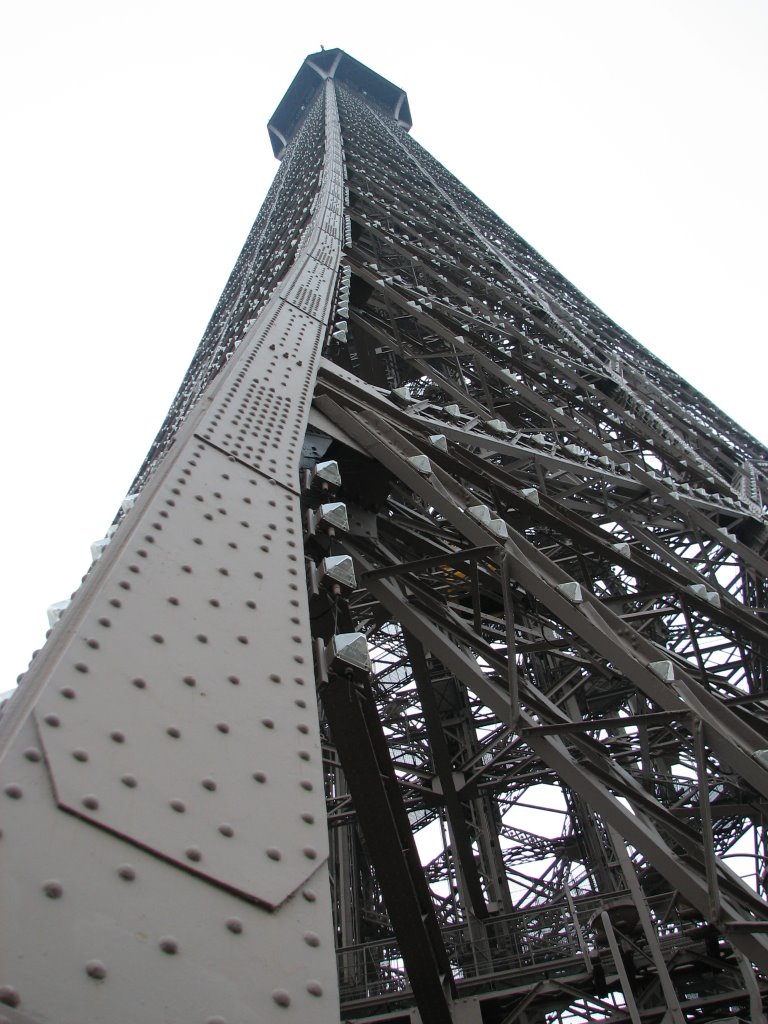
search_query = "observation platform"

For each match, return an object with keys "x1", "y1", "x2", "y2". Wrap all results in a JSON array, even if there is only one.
[{"x1": 268, "y1": 48, "x2": 412, "y2": 159}]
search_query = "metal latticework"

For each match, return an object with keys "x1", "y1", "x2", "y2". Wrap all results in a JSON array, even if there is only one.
[{"x1": 3, "y1": 48, "x2": 768, "y2": 1024}]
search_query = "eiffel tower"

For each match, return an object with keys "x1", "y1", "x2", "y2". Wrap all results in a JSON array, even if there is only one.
[{"x1": 2, "y1": 48, "x2": 768, "y2": 1024}]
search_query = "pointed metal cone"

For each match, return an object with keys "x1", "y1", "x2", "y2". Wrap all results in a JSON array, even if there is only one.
[
  {"x1": 467, "y1": 504, "x2": 492, "y2": 526},
  {"x1": 46, "y1": 599, "x2": 71, "y2": 627},
  {"x1": 444, "y1": 404, "x2": 461, "y2": 418},
  {"x1": 648, "y1": 660, "x2": 675, "y2": 682},
  {"x1": 521, "y1": 488, "x2": 540, "y2": 505},
  {"x1": 486, "y1": 419, "x2": 509, "y2": 435},
  {"x1": 429, "y1": 434, "x2": 448, "y2": 452},
  {"x1": 312, "y1": 460, "x2": 342, "y2": 488},
  {"x1": 488, "y1": 518, "x2": 509, "y2": 539},
  {"x1": 90, "y1": 538, "x2": 110, "y2": 562},
  {"x1": 408, "y1": 454, "x2": 432, "y2": 475},
  {"x1": 611, "y1": 542, "x2": 630, "y2": 558},
  {"x1": 327, "y1": 632, "x2": 371, "y2": 674},
  {"x1": 318, "y1": 502, "x2": 349, "y2": 532},
  {"x1": 390, "y1": 387, "x2": 414, "y2": 404},
  {"x1": 321, "y1": 555, "x2": 357, "y2": 592},
  {"x1": 557, "y1": 581, "x2": 584, "y2": 604}
]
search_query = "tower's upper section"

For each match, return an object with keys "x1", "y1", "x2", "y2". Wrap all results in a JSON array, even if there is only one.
[{"x1": 267, "y1": 48, "x2": 412, "y2": 159}]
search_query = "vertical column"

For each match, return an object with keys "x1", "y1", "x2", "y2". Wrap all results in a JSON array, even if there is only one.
[{"x1": 0, "y1": 81, "x2": 346, "y2": 1024}]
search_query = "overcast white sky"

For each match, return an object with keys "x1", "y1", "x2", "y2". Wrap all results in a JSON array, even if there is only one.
[{"x1": 2, "y1": 0, "x2": 766, "y2": 688}]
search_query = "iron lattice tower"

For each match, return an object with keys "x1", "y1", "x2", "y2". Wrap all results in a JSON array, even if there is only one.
[{"x1": 3, "y1": 49, "x2": 768, "y2": 1024}]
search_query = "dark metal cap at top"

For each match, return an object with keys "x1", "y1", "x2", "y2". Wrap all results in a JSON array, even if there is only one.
[{"x1": 268, "y1": 48, "x2": 412, "y2": 159}]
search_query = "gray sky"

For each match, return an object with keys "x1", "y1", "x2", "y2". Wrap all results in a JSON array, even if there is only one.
[{"x1": 2, "y1": 0, "x2": 766, "y2": 688}]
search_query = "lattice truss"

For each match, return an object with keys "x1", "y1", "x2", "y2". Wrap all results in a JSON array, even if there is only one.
[
  {"x1": 308, "y1": 82, "x2": 768, "y2": 1023},
  {"x1": 121, "y1": 65, "x2": 768, "y2": 1024},
  {"x1": 5, "y1": 51, "x2": 768, "y2": 1024}
]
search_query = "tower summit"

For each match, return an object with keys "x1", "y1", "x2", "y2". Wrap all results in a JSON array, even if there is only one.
[{"x1": 2, "y1": 49, "x2": 768, "y2": 1024}]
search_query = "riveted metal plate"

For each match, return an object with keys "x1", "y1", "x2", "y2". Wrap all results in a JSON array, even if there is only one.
[
  {"x1": 1, "y1": 718, "x2": 337, "y2": 1023},
  {"x1": 33, "y1": 443, "x2": 323, "y2": 910},
  {"x1": 196, "y1": 303, "x2": 325, "y2": 489},
  {"x1": 0, "y1": 76, "x2": 345, "y2": 1023}
]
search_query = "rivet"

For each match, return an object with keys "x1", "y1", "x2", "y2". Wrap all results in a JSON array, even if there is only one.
[
  {"x1": 159, "y1": 937, "x2": 179, "y2": 955},
  {"x1": 303, "y1": 932, "x2": 320, "y2": 947},
  {"x1": 302, "y1": 889, "x2": 316, "y2": 902},
  {"x1": 151, "y1": 634, "x2": 165, "y2": 644},
  {"x1": 85, "y1": 638, "x2": 100, "y2": 649},
  {"x1": 253, "y1": 771, "x2": 267, "y2": 783},
  {"x1": 60, "y1": 687, "x2": 77, "y2": 700},
  {"x1": 266, "y1": 847, "x2": 282, "y2": 861},
  {"x1": 4, "y1": 785, "x2": 22, "y2": 800},
  {"x1": 72, "y1": 749, "x2": 89, "y2": 762},
  {"x1": 297, "y1": 724, "x2": 310, "y2": 735},
  {"x1": 298, "y1": 750, "x2": 310, "y2": 761},
  {"x1": 183, "y1": 676, "x2": 196, "y2": 687},
  {"x1": 271, "y1": 990, "x2": 291, "y2": 1008},
  {"x1": 85, "y1": 960, "x2": 107, "y2": 980},
  {"x1": 121, "y1": 775, "x2": 138, "y2": 788},
  {"x1": 0, "y1": 987, "x2": 19, "y2": 1008},
  {"x1": 218, "y1": 824, "x2": 234, "y2": 837},
  {"x1": 269, "y1": 673, "x2": 281, "y2": 684},
  {"x1": 306, "y1": 980, "x2": 323, "y2": 997},
  {"x1": 303, "y1": 847, "x2": 318, "y2": 860},
  {"x1": 261, "y1": 719, "x2": 275, "y2": 730},
  {"x1": 167, "y1": 596, "x2": 180, "y2": 605},
  {"x1": 301, "y1": 813, "x2": 315, "y2": 824},
  {"x1": 245, "y1": 600, "x2": 256, "y2": 609},
  {"x1": 185, "y1": 847, "x2": 202, "y2": 862},
  {"x1": 82, "y1": 795, "x2": 99, "y2": 810},
  {"x1": 170, "y1": 799, "x2": 186, "y2": 813},
  {"x1": 201, "y1": 778, "x2": 217, "y2": 791},
  {"x1": 117, "y1": 864, "x2": 136, "y2": 880},
  {"x1": 227, "y1": 675, "x2": 240, "y2": 685},
  {"x1": 216, "y1": 722, "x2": 230, "y2": 734},
  {"x1": 225, "y1": 917, "x2": 243, "y2": 934},
  {"x1": 23, "y1": 748, "x2": 41, "y2": 762},
  {"x1": 110, "y1": 730, "x2": 125, "y2": 743},
  {"x1": 209, "y1": 598, "x2": 220, "y2": 607},
  {"x1": 97, "y1": 617, "x2": 111, "y2": 628},
  {"x1": 196, "y1": 634, "x2": 208, "y2": 644},
  {"x1": 166, "y1": 726, "x2": 181, "y2": 738},
  {"x1": 42, "y1": 879, "x2": 63, "y2": 899},
  {"x1": 43, "y1": 713, "x2": 61, "y2": 727},
  {"x1": 300, "y1": 780, "x2": 313, "y2": 791},
  {"x1": 237, "y1": 636, "x2": 249, "y2": 645},
  {"x1": 132, "y1": 677, "x2": 147, "y2": 689}
]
